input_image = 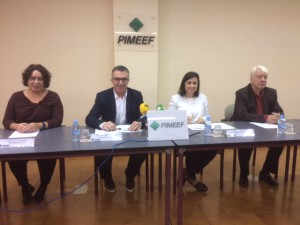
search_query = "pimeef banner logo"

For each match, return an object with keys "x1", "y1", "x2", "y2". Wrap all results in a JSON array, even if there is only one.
[
  {"x1": 147, "y1": 110, "x2": 189, "y2": 141},
  {"x1": 114, "y1": 13, "x2": 158, "y2": 52}
]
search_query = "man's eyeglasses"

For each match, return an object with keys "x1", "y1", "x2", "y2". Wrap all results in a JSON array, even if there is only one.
[{"x1": 112, "y1": 77, "x2": 129, "y2": 82}]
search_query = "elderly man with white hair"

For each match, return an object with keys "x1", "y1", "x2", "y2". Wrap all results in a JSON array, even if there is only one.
[{"x1": 231, "y1": 65, "x2": 284, "y2": 188}]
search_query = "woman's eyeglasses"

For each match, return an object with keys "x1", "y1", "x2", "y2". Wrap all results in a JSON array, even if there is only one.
[{"x1": 29, "y1": 76, "x2": 43, "y2": 82}]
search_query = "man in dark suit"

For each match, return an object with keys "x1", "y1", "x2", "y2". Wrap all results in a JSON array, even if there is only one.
[
  {"x1": 231, "y1": 65, "x2": 284, "y2": 188},
  {"x1": 86, "y1": 65, "x2": 146, "y2": 192}
]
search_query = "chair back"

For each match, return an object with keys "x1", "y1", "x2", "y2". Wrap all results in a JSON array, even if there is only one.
[{"x1": 222, "y1": 104, "x2": 234, "y2": 121}]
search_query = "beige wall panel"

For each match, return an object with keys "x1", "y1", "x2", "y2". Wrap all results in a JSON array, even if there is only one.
[{"x1": 1, "y1": 0, "x2": 300, "y2": 128}]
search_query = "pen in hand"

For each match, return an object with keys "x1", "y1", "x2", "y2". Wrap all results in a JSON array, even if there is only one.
[
  {"x1": 272, "y1": 112, "x2": 280, "y2": 116},
  {"x1": 270, "y1": 112, "x2": 280, "y2": 124}
]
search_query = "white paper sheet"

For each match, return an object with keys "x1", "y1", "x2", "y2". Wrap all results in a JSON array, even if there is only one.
[
  {"x1": 8, "y1": 131, "x2": 39, "y2": 138},
  {"x1": 250, "y1": 122, "x2": 277, "y2": 129},
  {"x1": 212, "y1": 123, "x2": 236, "y2": 130},
  {"x1": 188, "y1": 124, "x2": 204, "y2": 130},
  {"x1": 188, "y1": 123, "x2": 235, "y2": 131},
  {"x1": 93, "y1": 130, "x2": 122, "y2": 141},
  {"x1": 116, "y1": 125, "x2": 142, "y2": 133}
]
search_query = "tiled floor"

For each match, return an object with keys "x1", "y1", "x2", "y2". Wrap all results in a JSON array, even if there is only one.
[{"x1": 1, "y1": 148, "x2": 300, "y2": 225}]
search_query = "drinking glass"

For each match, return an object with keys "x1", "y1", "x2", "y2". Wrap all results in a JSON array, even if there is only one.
[
  {"x1": 213, "y1": 124, "x2": 223, "y2": 137},
  {"x1": 285, "y1": 123, "x2": 294, "y2": 134},
  {"x1": 81, "y1": 128, "x2": 90, "y2": 140}
]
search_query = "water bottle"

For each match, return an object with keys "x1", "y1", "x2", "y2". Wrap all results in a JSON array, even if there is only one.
[
  {"x1": 277, "y1": 114, "x2": 286, "y2": 134},
  {"x1": 204, "y1": 116, "x2": 212, "y2": 136},
  {"x1": 72, "y1": 120, "x2": 81, "y2": 141}
]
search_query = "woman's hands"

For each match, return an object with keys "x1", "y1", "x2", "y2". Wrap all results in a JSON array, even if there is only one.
[{"x1": 16, "y1": 123, "x2": 40, "y2": 133}]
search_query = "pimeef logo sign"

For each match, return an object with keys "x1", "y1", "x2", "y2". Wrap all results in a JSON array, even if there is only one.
[
  {"x1": 114, "y1": 13, "x2": 158, "y2": 52},
  {"x1": 129, "y1": 18, "x2": 143, "y2": 32},
  {"x1": 150, "y1": 121, "x2": 160, "y2": 131},
  {"x1": 150, "y1": 121, "x2": 185, "y2": 131}
]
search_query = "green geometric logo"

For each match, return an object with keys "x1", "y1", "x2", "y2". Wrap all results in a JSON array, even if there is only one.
[
  {"x1": 129, "y1": 17, "x2": 143, "y2": 32},
  {"x1": 150, "y1": 121, "x2": 160, "y2": 131}
]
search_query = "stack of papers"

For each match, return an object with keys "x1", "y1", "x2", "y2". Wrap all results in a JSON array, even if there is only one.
[
  {"x1": 188, "y1": 123, "x2": 236, "y2": 131},
  {"x1": 116, "y1": 125, "x2": 142, "y2": 133},
  {"x1": 90, "y1": 125, "x2": 142, "y2": 141},
  {"x1": 250, "y1": 122, "x2": 277, "y2": 129},
  {"x1": 92, "y1": 130, "x2": 122, "y2": 141}
]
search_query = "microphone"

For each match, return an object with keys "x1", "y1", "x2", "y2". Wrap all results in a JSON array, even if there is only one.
[
  {"x1": 140, "y1": 102, "x2": 150, "y2": 115},
  {"x1": 139, "y1": 103, "x2": 149, "y2": 125},
  {"x1": 156, "y1": 104, "x2": 165, "y2": 111}
]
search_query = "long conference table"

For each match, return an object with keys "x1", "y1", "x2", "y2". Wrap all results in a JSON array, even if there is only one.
[
  {"x1": 0, "y1": 127, "x2": 174, "y2": 225},
  {"x1": 174, "y1": 120, "x2": 300, "y2": 225},
  {"x1": 1, "y1": 121, "x2": 300, "y2": 225}
]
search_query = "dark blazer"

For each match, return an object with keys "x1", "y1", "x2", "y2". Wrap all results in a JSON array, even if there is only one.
[
  {"x1": 85, "y1": 87, "x2": 144, "y2": 129},
  {"x1": 231, "y1": 84, "x2": 284, "y2": 122}
]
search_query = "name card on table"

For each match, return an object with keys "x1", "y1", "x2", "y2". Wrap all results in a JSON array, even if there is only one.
[
  {"x1": 226, "y1": 129, "x2": 255, "y2": 137},
  {"x1": 147, "y1": 110, "x2": 189, "y2": 141},
  {"x1": 0, "y1": 138, "x2": 35, "y2": 147},
  {"x1": 188, "y1": 122, "x2": 236, "y2": 130}
]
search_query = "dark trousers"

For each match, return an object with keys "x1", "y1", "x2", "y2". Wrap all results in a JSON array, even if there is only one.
[
  {"x1": 8, "y1": 159, "x2": 57, "y2": 186},
  {"x1": 238, "y1": 147, "x2": 284, "y2": 178},
  {"x1": 185, "y1": 150, "x2": 217, "y2": 179},
  {"x1": 95, "y1": 154, "x2": 147, "y2": 180}
]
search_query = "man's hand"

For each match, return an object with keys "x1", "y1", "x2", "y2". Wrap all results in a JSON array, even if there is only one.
[
  {"x1": 128, "y1": 121, "x2": 142, "y2": 131},
  {"x1": 196, "y1": 117, "x2": 205, "y2": 124},
  {"x1": 102, "y1": 121, "x2": 116, "y2": 131},
  {"x1": 266, "y1": 113, "x2": 280, "y2": 124}
]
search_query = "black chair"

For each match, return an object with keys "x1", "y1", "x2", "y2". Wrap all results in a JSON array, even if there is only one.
[
  {"x1": 1, "y1": 159, "x2": 66, "y2": 202},
  {"x1": 221, "y1": 104, "x2": 257, "y2": 181},
  {"x1": 93, "y1": 155, "x2": 153, "y2": 195},
  {"x1": 172, "y1": 148, "x2": 224, "y2": 195}
]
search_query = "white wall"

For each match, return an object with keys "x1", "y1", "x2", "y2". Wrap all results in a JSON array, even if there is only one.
[
  {"x1": 1, "y1": 0, "x2": 300, "y2": 128},
  {"x1": 0, "y1": 0, "x2": 114, "y2": 126},
  {"x1": 113, "y1": 0, "x2": 159, "y2": 109},
  {"x1": 158, "y1": 0, "x2": 300, "y2": 121}
]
